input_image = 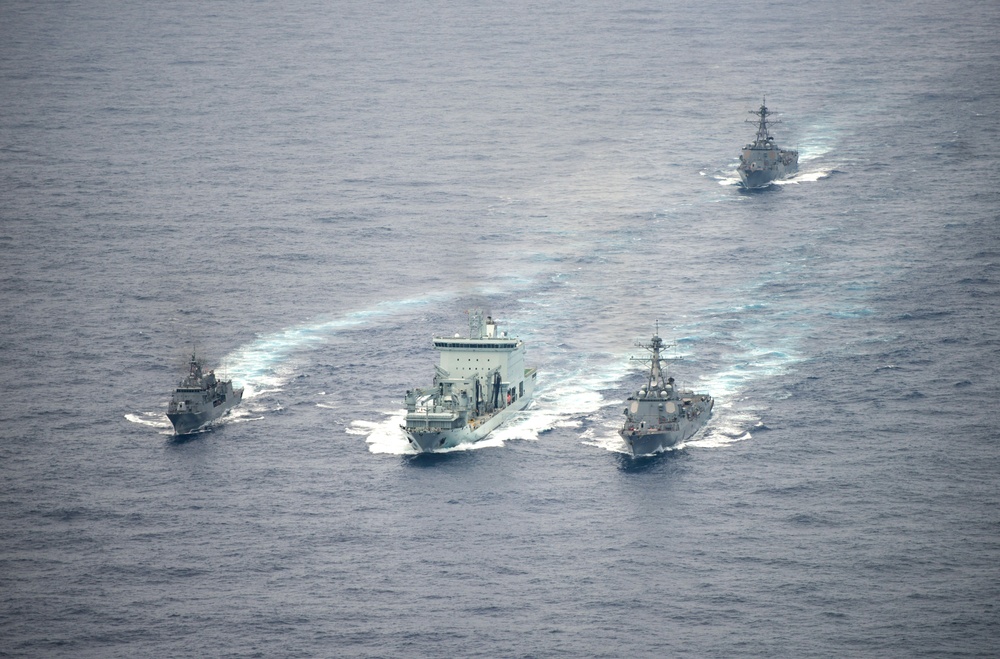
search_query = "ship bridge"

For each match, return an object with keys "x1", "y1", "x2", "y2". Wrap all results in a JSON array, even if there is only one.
[{"x1": 432, "y1": 311, "x2": 528, "y2": 395}]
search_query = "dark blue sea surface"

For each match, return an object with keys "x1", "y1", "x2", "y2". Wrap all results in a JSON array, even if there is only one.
[{"x1": 2, "y1": 0, "x2": 999, "y2": 656}]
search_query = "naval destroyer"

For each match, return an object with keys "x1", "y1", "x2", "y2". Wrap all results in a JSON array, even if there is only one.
[
  {"x1": 620, "y1": 330, "x2": 713, "y2": 456},
  {"x1": 402, "y1": 310, "x2": 537, "y2": 452},
  {"x1": 737, "y1": 98, "x2": 798, "y2": 189},
  {"x1": 166, "y1": 352, "x2": 244, "y2": 434}
]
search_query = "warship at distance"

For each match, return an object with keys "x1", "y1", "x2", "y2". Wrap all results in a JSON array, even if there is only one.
[
  {"x1": 166, "y1": 352, "x2": 244, "y2": 434},
  {"x1": 403, "y1": 310, "x2": 537, "y2": 453},
  {"x1": 620, "y1": 329, "x2": 713, "y2": 456},
  {"x1": 737, "y1": 98, "x2": 798, "y2": 189}
]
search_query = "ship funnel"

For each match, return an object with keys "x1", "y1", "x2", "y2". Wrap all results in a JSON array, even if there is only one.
[{"x1": 486, "y1": 316, "x2": 496, "y2": 338}]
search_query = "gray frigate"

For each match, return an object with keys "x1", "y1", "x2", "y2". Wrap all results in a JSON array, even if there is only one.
[
  {"x1": 166, "y1": 352, "x2": 244, "y2": 434},
  {"x1": 403, "y1": 310, "x2": 537, "y2": 453},
  {"x1": 619, "y1": 330, "x2": 713, "y2": 456},
  {"x1": 737, "y1": 98, "x2": 798, "y2": 189}
]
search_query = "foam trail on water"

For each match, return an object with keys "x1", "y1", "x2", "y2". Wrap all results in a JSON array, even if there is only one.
[
  {"x1": 716, "y1": 173, "x2": 743, "y2": 187},
  {"x1": 222, "y1": 291, "x2": 455, "y2": 399},
  {"x1": 124, "y1": 412, "x2": 173, "y2": 433},
  {"x1": 351, "y1": 412, "x2": 411, "y2": 455},
  {"x1": 774, "y1": 124, "x2": 838, "y2": 184},
  {"x1": 776, "y1": 170, "x2": 831, "y2": 185},
  {"x1": 796, "y1": 124, "x2": 837, "y2": 163},
  {"x1": 580, "y1": 421, "x2": 630, "y2": 454},
  {"x1": 494, "y1": 360, "x2": 630, "y2": 442},
  {"x1": 685, "y1": 404, "x2": 762, "y2": 448},
  {"x1": 222, "y1": 277, "x2": 543, "y2": 399},
  {"x1": 678, "y1": 308, "x2": 801, "y2": 443},
  {"x1": 702, "y1": 347, "x2": 799, "y2": 400}
]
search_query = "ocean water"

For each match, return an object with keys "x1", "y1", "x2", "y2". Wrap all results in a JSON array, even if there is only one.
[{"x1": 2, "y1": 0, "x2": 999, "y2": 656}]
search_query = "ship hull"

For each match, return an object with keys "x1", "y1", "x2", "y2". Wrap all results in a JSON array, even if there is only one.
[
  {"x1": 619, "y1": 418, "x2": 704, "y2": 456},
  {"x1": 738, "y1": 156, "x2": 799, "y2": 190},
  {"x1": 405, "y1": 392, "x2": 531, "y2": 453},
  {"x1": 619, "y1": 399, "x2": 713, "y2": 456},
  {"x1": 738, "y1": 161, "x2": 798, "y2": 189},
  {"x1": 167, "y1": 389, "x2": 243, "y2": 434}
]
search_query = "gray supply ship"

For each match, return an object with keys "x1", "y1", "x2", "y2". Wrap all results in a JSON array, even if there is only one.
[
  {"x1": 403, "y1": 310, "x2": 537, "y2": 452},
  {"x1": 166, "y1": 352, "x2": 244, "y2": 434},
  {"x1": 737, "y1": 98, "x2": 798, "y2": 189},
  {"x1": 619, "y1": 330, "x2": 713, "y2": 456}
]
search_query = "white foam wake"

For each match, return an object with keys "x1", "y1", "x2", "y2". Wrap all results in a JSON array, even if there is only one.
[
  {"x1": 685, "y1": 404, "x2": 760, "y2": 448},
  {"x1": 124, "y1": 412, "x2": 173, "y2": 433},
  {"x1": 498, "y1": 361, "x2": 629, "y2": 441},
  {"x1": 715, "y1": 172, "x2": 743, "y2": 187},
  {"x1": 221, "y1": 279, "x2": 544, "y2": 400},
  {"x1": 350, "y1": 411, "x2": 410, "y2": 454},
  {"x1": 796, "y1": 126, "x2": 836, "y2": 163},
  {"x1": 775, "y1": 169, "x2": 832, "y2": 185},
  {"x1": 222, "y1": 291, "x2": 455, "y2": 399}
]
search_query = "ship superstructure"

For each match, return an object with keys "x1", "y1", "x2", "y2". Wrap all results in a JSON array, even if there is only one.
[
  {"x1": 737, "y1": 98, "x2": 798, "y2": 189},
  {"x1": 403, "y1": 310, "x2": 536, "y2": 452},
  {"x1": 619, "y1": 330, "x2": 713, "y2": 456},
  {"x1": 166, "y1": 352, "x2": 243, "y2": 434}
]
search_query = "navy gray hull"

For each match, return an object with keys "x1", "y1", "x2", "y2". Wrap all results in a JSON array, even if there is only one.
[
  {"x1": 403, "y1": 311, "x2": 536, "y2": 453},
  {"x1": 166, "y1": 352, "x2": 244, "y2": 435},
  {"x1": 740, "y1": 165, "x2": 794, "y2": 190},
  {"x1": 406, "y1": 392, "x2": 533, "y2": 452},
  {"x1": 619, "y1": 330, "x2": 713, "y2": 456},
  {"x1": 737, "y1": 98, "x2": 798, "y2": 189},
  {"x1": 167, "y1": 404, "x2": 242, "y2": 435}
]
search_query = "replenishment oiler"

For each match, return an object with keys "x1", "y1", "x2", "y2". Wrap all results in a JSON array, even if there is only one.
[
  {"x1": 402, "y1": 310, "x2": 536, "y2": 453},
  {"x1": 619, "y1": 329, "x2": 713, "y2": 456},
  {"x1": 737, "y1": 97, "x2": 798, "y2": 189},
  {"x1": 166, "y1": 352, "x2": 243, "y2": 434}
]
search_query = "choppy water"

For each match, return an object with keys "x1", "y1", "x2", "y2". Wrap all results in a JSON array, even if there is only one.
[{"x1": 2, "y1": 1, "x2": 999, "y2": 656}]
